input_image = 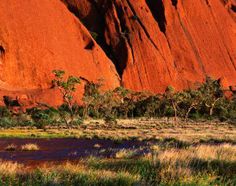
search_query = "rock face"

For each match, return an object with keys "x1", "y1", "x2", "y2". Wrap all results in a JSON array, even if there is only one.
[
  {"x1": 0, "y1": 0, "x2": 120, "y2": 105},
  {"x1": 63, "y1": 0, "x2": 236, "y2": 93},
  {"x1": 0, "y1": 0, "x2": 235, "y2": 105}
]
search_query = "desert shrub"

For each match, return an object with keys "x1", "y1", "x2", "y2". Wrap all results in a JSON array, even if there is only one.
[
  {"x1": 71, "y1": 118, "x2": 84, "y2": 126},
  {"x1": 82, "y1": 80, "x2": 102, "y2": 118},
  {"x1": 28, "y1": 108, "x2": 52, "y2": 129},
  {"x1": 159, "y1": 98, "x2": 174, "y2": 118},
  {"x1": 21, "y1": 143, "x2": 39, "y2": 151},
  {"x1": 0, "y1": 107, "x2": 16, "y2": 128},
  {"x1": 104, "y1": 114, "x2": 117, "y2": 125},
  {"x1": 0, "y1": 117, "x2": 16, "y2": 128},
  {"x1": 189, "y1": 111, "x2": 202, "y2": 120},
  {"x1": 213, "y1": 99, "x2": 230, "y2": 121},
  {"x1": 113, "y1": 97, "x2": 133, "y2": 118},
  {"x1": 5, "y1": 144, "x2": 17, "y2": 151},
  {"x1": 117, "y1": 91, "x2": 150, "y2": 118},
  {"x1": 196, "y1": 77, "x2": 225, "y2": 117},
  {"x1": 15, "y1": 113, "x2": 34, "y2": 127},
  {"x1": 82, "y1": 81, "x2": 122, "y2": 121},
  {"x1": 58, "y1": 104, "x2": 83, "y2": 127},
  {"x1": 58, "y1": 104, "x2": 84, "y2": 126},
  {"x1": 0, "y1": 106, "x2": 11, "y2": 117},
  {"x1": 228, "y1": 109, "x2": 236, "y2": 120},
  {"x1": 133, "y1": 95, "x2": 160, "y2": 118}
]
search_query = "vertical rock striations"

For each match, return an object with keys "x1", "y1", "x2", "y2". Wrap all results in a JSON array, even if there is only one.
[
  {"x1": 63, "y1": 0, "x2": 236, "y2": 92},
  {"x1": 0, "y1": 0, "x2": 235, "y2": 105}
]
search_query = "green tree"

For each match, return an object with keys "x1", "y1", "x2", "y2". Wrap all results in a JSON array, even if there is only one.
[
  {"x1": 198, "y1": 77, "x2": 224, "y2": 117},
  {"x1": 82, "y1": 80, "x2": 103, "y2": 118},
  {"x1": 162, "y1": 86, "x2": 180, "y2": 122},
  {"x1": 113, "y1": 87, "x2": 134, "y2": 118},
  {"x1": 52, "y1": 70, "x2": 81, "y2": 127}
]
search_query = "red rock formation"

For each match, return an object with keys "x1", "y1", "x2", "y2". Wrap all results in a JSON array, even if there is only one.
[
  {"x1": 223, "y1": 0, "x2": 236, "y2": 21},
  {"x1": 0, "y1": 0, "x2": 120, "y2": 105},
  {"x1": 63, "y1": 0, "x2": 236, "y2": 93},
  {"x1": 0, "y1": 0, "x2": 235, "y2": 106}
]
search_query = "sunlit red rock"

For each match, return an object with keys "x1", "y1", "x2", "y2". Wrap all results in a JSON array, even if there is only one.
[
  {"x1": 0, "y1": 0, "x2": 120, "y2": 106},
  {"x1": 0, "y1": 0, "x2": 236, "y2": 106},
  {"x1": 64, "y1": 0, "x2": 236, "y2": 92}
]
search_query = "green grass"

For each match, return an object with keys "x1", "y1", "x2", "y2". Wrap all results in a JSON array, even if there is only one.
[
  {"x1": 0, "y1": 129, "x2": 74, "y2": 138},
  {"x1": 1, "y1": 170, "x2": 138, "y2": 186}
]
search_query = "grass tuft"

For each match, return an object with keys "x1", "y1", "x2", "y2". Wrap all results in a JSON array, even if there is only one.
[
  {"x1": 5, "y1": 144, "x2": 17, "y2": 151},
  {"x1": 21, "y1": 143, "x2": 40, "y2": 151},
  {"x1": 0, "y1": 160, "x2": 22, "y2": 175},
  {"x1": 115, "y1": 149, "x2": 137, "y2": 159}
]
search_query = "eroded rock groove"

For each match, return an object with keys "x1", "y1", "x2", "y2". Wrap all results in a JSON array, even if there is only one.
[{"x1": 146, "y1": 0, "x2": 167, "y2": 34}]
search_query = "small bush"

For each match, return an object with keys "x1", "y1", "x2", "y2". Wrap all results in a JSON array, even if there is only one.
[
  {"x1": 104, "y1": 115, "x2": 117, "y2": 125},
  {"x1": 28, "y1": 108, "x2": 52, "y2": 129},
  {"x1": 0, "y1": 106, "x2": 11, "y2": 117},
  {"x1": 21, "y1": 144, "x2": 39, "y2": 151},
  {"x1": 71, "y1": 118, "x2": 83, "y2": 126},
  {"x1": 5, "y1": 144, "x2": 17, "y2": 151},
  {"x1": 0, "y1": 117, "x2": 16, "y2": 128},
  {"x1": 115, "y1": 149, "x2": 137, "y2": 159}
]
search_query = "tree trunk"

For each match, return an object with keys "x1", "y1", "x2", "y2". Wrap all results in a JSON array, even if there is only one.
[
  {"x1": 172, "y1": 101, "x2": 178, "y2": 124},
  {"x1": 210, "y1": 98, "x2": 220, "y2": 116},
  {"x1": 185, "y1": 105, "x2": 195, "y2": 122}
]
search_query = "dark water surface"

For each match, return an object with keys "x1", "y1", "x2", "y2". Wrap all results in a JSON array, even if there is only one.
[{"x1": 0, "y1": 138, "x2": 149, "y2": 165}]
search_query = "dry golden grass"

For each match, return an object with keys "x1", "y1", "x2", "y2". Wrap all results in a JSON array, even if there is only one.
[
  {"x1": 115, "y1": 149, "x2": 137, "y2": 159},
  {"x1": 0, "y1": 143, "x2": 235, "y2": 185},
  {"x1": 0, "y1": 160, "x2": 23, "y2": 175},
  {"x1": 155, "y1": 143, "x2": 236, "y2": 164},
  {"x1": 0, "y1": 118, "x2": 234, "y2": 185},
  {"x1": 21, "y1": 143, "x2": 40, "y2": 151},
  {"x1": 39, "y1": 162, "x2": 140, "y2": 182},
  {"x1": 5, "y1": 144, "x2": 17, "y2": 151},
  {"x1": 194, "y1": 143, "x2": 236, "y2": 161},
  {"x1": 80, "y1": 118, "x2": 236, "y2": 142},
  {"x1": 41, "y1": 162, "x2": 86, "y2": 174},
  {"x1": 94, "y1": 144, "x2": 102, "y2": 148},
  {"x1": 150, "y1": 145, "x2": 160, "y2": 152},
  {"x1": 142, "y1": 143, "x2": 236, "y2": 184},
  {"x1": 0, "y1": 119, "x2": 235, "y2": 143}
]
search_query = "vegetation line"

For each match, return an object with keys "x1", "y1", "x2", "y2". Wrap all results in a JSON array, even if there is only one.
[{"x1": 0, "y1": 70, "x2": 236, "y2": 130}]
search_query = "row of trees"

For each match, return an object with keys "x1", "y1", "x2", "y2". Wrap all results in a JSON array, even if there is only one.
[
  {"x1": 1, "y1": 70, "x2": 236, "y2": 128},
  {"x1": 53, "y1": 70, "x2": 236, "y2": 125},
  {"x1": 82, "y1": 77, "x2": 236, "y2": 122}
]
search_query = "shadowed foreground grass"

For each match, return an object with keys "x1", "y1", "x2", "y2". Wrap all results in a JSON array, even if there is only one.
[{"x1": 0, "y1": 143, "x2": 235, "y2": 186}]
